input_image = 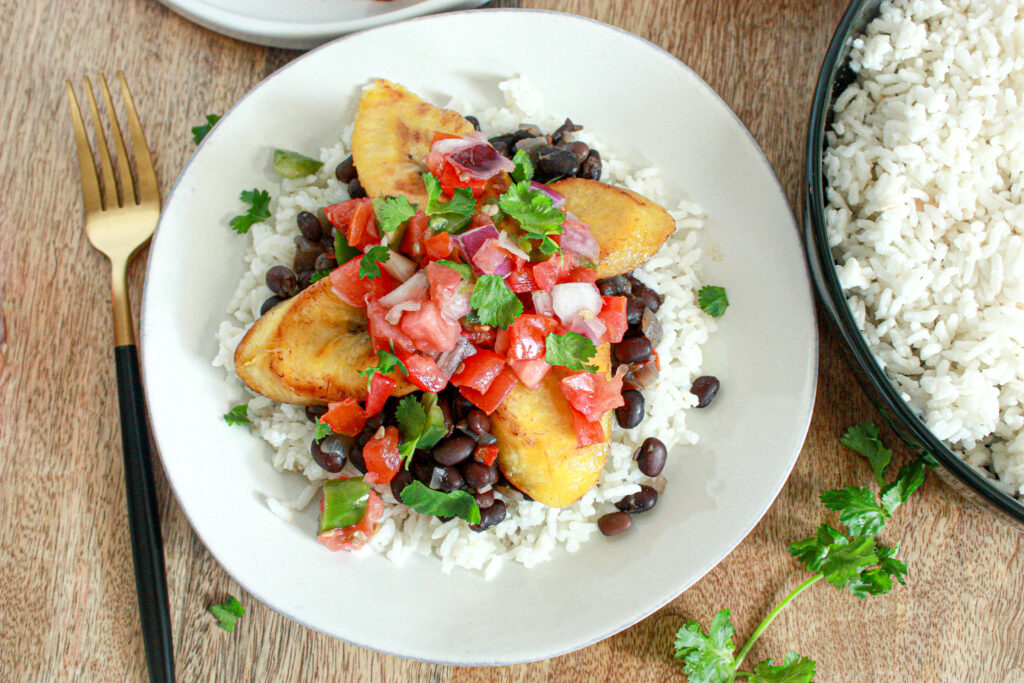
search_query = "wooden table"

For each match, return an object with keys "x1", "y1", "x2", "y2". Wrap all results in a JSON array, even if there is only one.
[{"x1": 2, "y1": 0, "x2": 1023, "y2": 680}]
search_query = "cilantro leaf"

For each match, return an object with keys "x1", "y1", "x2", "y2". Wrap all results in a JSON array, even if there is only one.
[
  {"x1": 423, "y1": 172, "x2": 476, "y2": 217},
  {"x1": 309, "y1": 269, "x2": 330, "y2": 283},
  {"x1": 750, "y1": 652, "x2": 816, "y2": 683},
  {"x1": 698, "y1": 285, "x2": 729, "y2": 317},
  {"x1": 435, "y1": 259, "x2": 473, "y2": 280},
  {"x1": 209, "y1": 595, "x2": 245, "y2": 633},
  {"x1": 359, "y1": 349, "x2": 409, "y2": 389},
  {"x1": 223, "y1": 404, "x2": 250, "y2": 426},
  {"x1": 790, "y1": 523, "x2": 879, "y2": 592},
  {"x1": 545, "y1": 332, "x2": 598, "y2": 372},
  {"x1": 470, "y1": 274, "x2": 523, "y2": 329},
  {"x1": 840, "y1": 423, "x2": 892, "y2": 487},
  {"x1": 314, "y1": 419, "x2": 332, "y2": 443},
  {"x1": 191, "y1": 113, "x2": 220, "y2": 144},
  {"x1": 880, "y1": 459, "x2": 926, "y2": 515},
  {"x1": 819, "y1": 486, "x2": 888, "y2": 537},
  {"x1": 499, "y1": 180, "x2": 565, "y2": 253},
  {"x1": 229, "y1": 188, "x2": 271, "y2": 234},
  {"x1": 395, "y1": 394, "x2": 447, "y2": 464},
  {"x1": 673, "y1": 609, "x2": 737, "y2": 683},
  {"x1": 373, "y1": 195, "x2": 417, "y2": 233},
  {"x1": 272, "y1": 149, "x2": 324, "y2": 179},
  {"x1": 511, "y1": 149, "x2": 534, "y2": 183},
  {"x1": 400, "y1": 481, "x2": 481, "y2": 524},
  {"x1": 359, "y1": 246, "x2": 390, "y2": 279}
]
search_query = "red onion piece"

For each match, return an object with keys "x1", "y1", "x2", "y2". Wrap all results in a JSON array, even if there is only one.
[
  {"x1": 568, "y1": 314, "x2": 607, "y2": 344},
  {"x1": 560, "y1": 220, "x2": 600, "y2": 262},
  {"x1": 384, "y1": 301, "x2": 421, "y2": 325},
  {"x1": 379, "y1": 271, "x2": 429, "y2": 308},
  {"x1": 532, "y1": 290, "x2": 554, "y2": 316},
  {"x1": 442, "y1": 285, "x2": 472, "y2": 321},
  {"x1": 381, "y1": 249, "x2": 417, "y2": 282},
  {"x1": 497, "y1": 232, "x2": 531, "y2": 261},
  {"x1": 427, "y1": 132, "x2": 513, "y2": 180},
  {"x1": 454, "y1": 224, "x2": 499, "y2": 261},
  {"x1": 530, "y1": 181, "x2": 566, "y2": 209},
  {"x1": 626, "y1": 358, "x2": 659, "y2": 388},
  {"x1": 551, "y1": 282, "x2": 602, "y2": 326},
  {"x1": 641, "y1": 308, "x2": 663, "y2": 348},
  {"x1": 436, "y1": 335, "x2": 475, "y2": 379},
  {"x1": 471, "y1": 238, "x2": 513, "y2": 277}
]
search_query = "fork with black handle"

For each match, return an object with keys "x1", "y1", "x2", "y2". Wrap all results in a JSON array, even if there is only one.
[{"x1": 66, "y1": 72, "x2": 175, "y2": 683}]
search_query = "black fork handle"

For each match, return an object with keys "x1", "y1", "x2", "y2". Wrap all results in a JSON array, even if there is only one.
[{"x1": 114, "y1": 345, "x2": 175, "y2": 683}]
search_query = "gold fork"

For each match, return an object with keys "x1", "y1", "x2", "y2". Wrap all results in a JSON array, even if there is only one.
[{"x1": 66, "y1": 73, "x2": 175, "y2": 683}]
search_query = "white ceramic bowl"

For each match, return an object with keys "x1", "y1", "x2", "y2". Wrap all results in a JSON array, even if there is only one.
[{"x1": 141, "y1": 9, "x2": 818, "y2": 665}]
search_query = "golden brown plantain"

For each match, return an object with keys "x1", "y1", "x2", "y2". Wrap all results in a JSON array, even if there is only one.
[
  {"x1": 351, "y1": 79, "x2": 475, "y2": 206},
  {"x1": 549, "y1": 177, "x2": 676, "y2": 278},
  {"x1": 234, "y1": 277, "x2": 414, "y2": 405},
  {"x1": 491, "y1": 346, "x2": 612, "y2": 508}
]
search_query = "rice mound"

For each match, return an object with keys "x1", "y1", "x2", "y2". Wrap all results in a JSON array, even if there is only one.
[
  {"x1": 213, "y1": 78, "x2": 713, "y2": 576},
  {"x1": 825, "y1": 0, "x2": 1024, "y2": 495}
]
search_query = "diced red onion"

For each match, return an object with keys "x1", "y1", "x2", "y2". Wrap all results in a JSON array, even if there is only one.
[
  {"x1": 382, "y1": 249, "x2": 417, "y2": 282},
  {"x1": 641, "y1": 308, "x2": 663, "y2": 348},
  {"x1": 427, "y1": 132, "x2": 514, "y2": 180},
  {"x1": 551, "y1": 282, "x2": 602, "y2": 326},
  {"x1": 530, "y1": 181, "x2": 566, "y2": 209},
  {"x1": 379, "y1": 271, "x2": 429, "y2": 308},
  {"x1": 441, "y1": 285, "x2": 472, "y2": 321},
  {"x1": 568, "y1": 314, "x2": 607, "y2": 344},
  {"x1": 532, "y1": 290, "x2": 554, "y2": 316},
  {"x1": 560, "y1": 220, "x2": 600, "y2": 262},
  {"x1": 384, "y1": 300, "x2": 421, "y2": 325},
  {"x1": 436, "y1": 335, "x2": 475, "y2": 379},
  {"x1": 626, "y1": 358, "x2": 659, "y2": 388},
  {"x1": 454, "y1": 224, "x2": 499, "y2": 261},
  {"x1": 471, "y1": 238, "x2": 513, "y2": 277},
  {"x1": 497, "y1": 232, "x2": 531, "y2": 261},
  {"x1": 429, "y1": 467, "x2": 446, "y2": 490}
]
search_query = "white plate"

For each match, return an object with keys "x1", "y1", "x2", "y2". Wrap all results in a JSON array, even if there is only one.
[
  {"x1": 141, "y1": 9, "x2": 818, "y2": 665},
  {"x1": 158, "y1": 0, "x2": 487, "y2": 50}
]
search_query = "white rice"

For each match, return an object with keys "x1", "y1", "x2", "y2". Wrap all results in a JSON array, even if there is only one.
[
  {"x1": 213, "y1": 78, "x2": 713, "y2": 574},
  {"x1": 825, "y1": 0, "x2": 1024, "y2": 495}
]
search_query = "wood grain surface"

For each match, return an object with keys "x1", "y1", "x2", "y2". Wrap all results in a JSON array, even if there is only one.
[{"x1": 2, "y1": 0, "x2": 1023, "y2": 681}]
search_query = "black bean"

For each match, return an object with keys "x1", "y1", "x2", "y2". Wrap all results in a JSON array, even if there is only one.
[
  {"x1": 476, "y1": 432, "x2": 497, "y2": 446},
  {"x1": 488, "y1": 133, "x2": 516, "y2": 157},
  {"x1": 335, "y1": 155, "x2": 357, "y2": 183},
  {"x1": 615, "y1": 485, "x2": 658, "y2": 514},
  {"x1": 598, "y1": 511, "x2": 632, "y2": 536},
  {"x1": 349, "y1": 447, "x2": 367, "y2": 474},
  {"x1": 473, "y1": 489, "x2": 495, "y2": 509},
  {"x1": 296, "y1": 211, "x2": 323, "y2": 241},
  {"x1": 614, "y1": 336, "x2": 652, "y2": 364},
  {"x1": 438, "y1": 398, "x2": 454, "y2": 439},
  {"x1": 347, "y1": 177, "x2": 366, "y2": 198},
  {"x1": 293, "y1": 236, "x2": 323, "y2": 272},
  {"x1": 465, "y1": 115, "x2": 481, "y2": 131},
  {"x1": 305, "y1": 405, "x2": 328, "y2": 423},
  {"x1": 616, "y1": 389, "x2": 645, "y2": 429},
  {"x1": 626, "y1": 296, "x2": 644, "y2": 326},
  {"x1": 551, "y1": 118, "x2": 583, "y2": 144},
  {"x1": 518, "y1": 123, "x2": 544, "y2": 138},
  {"x1": 432, "y1": 434, "x2": 475, "y2": 466},
  {"x1": 580, "y1": 149, "x2": 602, "y2": 180},
  {"x1": 432, "y1": 466, "x2": 463, "y2": 492},
  {"x1": 451, "y1": 394, "x2": 475, "y2": 421},
  {"x1": 296, "y1": 269, "x2": 315, "y2": 291},
  {"x1": 461, "y1": 460, "x2": 497, "y2": 489},
  {"x1": 411, "y1": 459, "x2": 434, "y2": 484},
  {"x1": 635, "y1": 437, "x2": 667, "y2": 477},
  {"x1": 260, "y1": 295, "x2": 285, "y2": 316},
  {"x1": 639, "y1": 286, "x2": 662, "y2": 312},
  {"x1": 597, "y1": 275, "x2": 631, "y2": 297},
  {"x1": 390, "y1": 468, "x2": 413, "y2": 503},
  {"x1": 266, "y1": 265, "x2": 298, "y2": 297},
  {"x1": 311, "y1": 435, "x2": 349, "y2": 473},
  {"x1": 313, "y1": 252, "x2": 336, "y2": 272},
  {"x1": 466, "y1": 409, "x2": 491, "y2": 436},
  {"x1": 691, "y1": 375, "x2": 721, "y2": 408},
  {"x1": 535, "y1": 145, "x2": 580, "y2": 180},
  {"x1": 564, "y1": 140, "x2": 590, "y2": 164},
  {"x1": 470, "y1": 499, "x2": 506, "y2": 532}
]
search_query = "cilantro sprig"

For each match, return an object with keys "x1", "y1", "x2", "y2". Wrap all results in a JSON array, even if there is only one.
[
  {"x1": 209, "y1": 595, "x2": 245, "y2": 633},
  {"x1": 395, "y1": 394, "x2": 447, "y2": 464},
  {"x1": 511, "y1": 149, "x2": 534, "y2": 183},
  {"x1": 373, "y1": 195, "x2": 417, "y2": 234},
  {"x1": 314, "y1": 418, "x2": 332, "y2": 443},
  {"x1": 191, "y1": 113, "x2": 220, "y2": 144},
  {"x1": 499, "y1": 180, "x2": 565, "y2": 255},
  {"x1": 698, "y1": 285, "x2": 729, "y2": 317},
  {"x1": 469, "y1": 274, "x2": 523, "y2": 329},
  {"x1": 545, "y1": 332, "x2": 598, "y2": 373},
  {"x1": 229, "y1": 188, "x2": 271, "y2": 234},
  {"x1": 359, "y1": 245, "x2": 390, "y2": 279},
  {"x1": 400, "y1": 481, "x2": 481, "y2": 524},
  {"x1": 673, "y1": 423, "x2": 933, "y2": 682},
  {"x1": 223, "y1": 404, "x2": 250, "y2": 426},
  {"x1": 423, "y1": 172, "x2": 476, "y2": 217},
  {"x1": 358, "y1": 349, "x2": 409, "y2": 390}
]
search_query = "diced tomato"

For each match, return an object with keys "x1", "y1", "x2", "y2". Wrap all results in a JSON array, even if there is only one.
[
  {"x1": 508, "y1": 358, "x2": 551, "y2": 390},
  {"x1": 471, "y1": 211, "x2": 495, "y2": 228},
  {"x1": 400, "y1": 300, "x2": 462, "y2": 354},
  {"x1": 321, "y1": 398, "x2": 367, "y2": 437},
  {"x1": 362, "y1": 425, "x2": 401, "y2": 484},
  {"x1": 426, "y1": 261, "x2": 461, "y2": 302},
  {"x1": 317, "y1": 489, "x2": 384, "y2": 551},
  {"x1": 532, "y1": 254, "x2": 569, "y2": 291},
  {"x1": 569, "y1": 406, "x2": 607, "y2": 447},
  {"x1": 423, "y1": 231, "x2": 452, "y2": 261},
  {"x1": 597, "y1": 296, "x2": 628, "y2": 344},
  {"x1": 402, "y1": 353, "x2": 449, "y2": 393},
  {"x1": 364, "y1": 373, "x2": 396, "y2": 416},
  {"x1": 365, "y1": 299, "x2": 416, "y2": 353},
  {"x1": 400, "y1": 211, "x2": 430, "y2": 262},
  {"x1": 450, "y1": 349, "x2": 506, "y2": 393},
  {"x1": 329, "y1": 257, "x2": 397, "y2": 308},
  {"x1": 507, "y1": 266, "x2": 537, "y2": 294},
  {"x1": 567, "y1": 266, "x2": 598, "y2": 284},
  {"x1": 425, "y1": 154, "x2": 488, "y2": 198},
  {"x1": 459, "y1": 367, "x2": 518, "y2": 415},
  {"x1": 507, "y1": 314, "x2": 560, "y2": 362},
  {"x1": 474, "y1": 443, "x2": 499, "y2": 467},
  {"x1": 493, "y1": 328, "x2": 510, "y2": 355},
  {"x1": 559, "y1": 369, "x2": 626, "y2": 423},
  {"x1": 473, "y1": 238, "x2": 512, "y2": 276},
  {"x1": 464, "y1": 326, "x2": 497, "y2": 347},
  {"x1": 323, "y1": 198, "x2": 378, "y2": 250}
]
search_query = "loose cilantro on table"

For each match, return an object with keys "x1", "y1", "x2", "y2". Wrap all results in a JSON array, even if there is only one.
[
  {"x1": 314, "y1": 418, "x2": 332, "y2": 443},
  {"x1": 229, "y1": 188, "x2": 271, "y2": 234},
  {"x1": 359, "y1": 245, "x2": 391, "y2": 279},
  {"x1": 545, "y1": 332, "x2": 598, "y2": 373},
  {"x1": 223, "y1": 404, "x2": 250, "y2": 426},
  {"x1": 395, "y1": 394, "x2": 447, "y2": 464},
  {"x1": 209, "y1": 595, "x2": 245, "y2": 633},
  {"x1": 435, "y1": 259, "x2": 474, "y2": 280},
  {"x1": 373, "y1": 195, "x2": 417, "y2": 234},
  {"x1": 673, "y1": 423, "x2": 933, "y2": 682},
  {"x1": 498, "y1": 180, "x2": 565, "y2": 255},
  {"x1": 191, "y1": 113, "x2": 220, "y2": 144},
  {"x1": 511, "y1": 149, "x2": 534, "y2": 183},
  {"x1": 469, "y1": 274, "x2": 522, "y2": 329},
  {"x1": 358, "y1": 349, "x2": 409, "y2": 390},
  {"x1": 272, "y1": 149, "x2": 324, "y2": 179},
  {"x1": 698, "y1": 285, "x2": 729, "y2": 318},
  {"x1": 423, "y1": 172, "x2": 476, "y2": 218},
  {"x1": 400, "y1": 481, "x2": 481, "y2": 524}
]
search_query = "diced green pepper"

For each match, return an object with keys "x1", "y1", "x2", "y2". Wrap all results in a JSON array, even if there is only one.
[
  {"x1": 334, "y1": 229, "x2": 360, "y2": 264},
  {"x1": 272, "y1": 149, "x2": 324, "y2": 179},
  {"x1": 427, "y1": 213, "x2": 472, "y2": 234},
  {"x1": 418, "y1": 393, "x2": 448, "y2": 451},
  {"x1": 318, "y1": 478, "x2": 370, "y2": 534}
]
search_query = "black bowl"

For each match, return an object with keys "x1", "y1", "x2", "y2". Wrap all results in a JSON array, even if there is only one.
[{"x1": 804, "y1": 0, "x2": 1024, "y2": 526}]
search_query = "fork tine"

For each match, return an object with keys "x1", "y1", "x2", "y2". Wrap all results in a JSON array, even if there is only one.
[
  {"x1": 83, "y1": 76, "x2": 119, "y2": 209},
  {"x1": 118, "y1": 72, "x2": 159, "y2": 205},
  {"x1": 100, "y1": 74, "x2": 136, "y2": 206},
  {"x1": 65, "y1": 81, "x2": 102, "y2": 215}
]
